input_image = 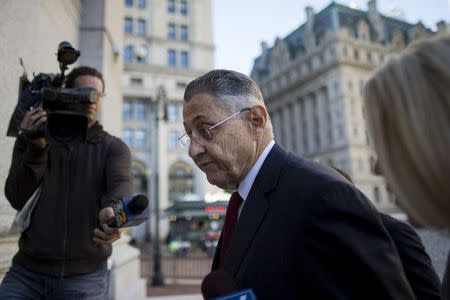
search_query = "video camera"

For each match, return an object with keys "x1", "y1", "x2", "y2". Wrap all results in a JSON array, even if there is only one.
[{"x1": 7, "y1": 41, "x2": 102, "y2": 144}]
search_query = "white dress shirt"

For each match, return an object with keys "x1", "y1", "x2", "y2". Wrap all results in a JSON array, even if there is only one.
[{"x1": 237, "y1": 140, "x2": 275, "y2": 217}]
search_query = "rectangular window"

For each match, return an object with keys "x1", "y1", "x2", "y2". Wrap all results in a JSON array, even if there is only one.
[
  {"x1": 354, "y1": 49, "x2": 359, "y2": 60},
  {"x1": 135, "y1": 45, "x2": 147, "y2": 64},
  {"x1": 167, "y1": 104, "x2": 180, "y2": 122},
  {"x1": 137, "y1": 19, "x2": 146, "y2": 36},
  {"x1": 135, "y1": 129, "x2": 146, "y2": 148},
  {"x1": 136, "y1": 55, "x2": 146, "y2": 64},
  {"x1": 123, "y1": 100, "x2": 132, "y2": 120},
  {"x1": 180, "y1": 51, "x2": 189, "y2": 68},
  {"x1": 167, "y1": 23, "x2": 176, "y2": 39},
  {"x1": 168, "y1": 49, "x2": 176, "y2": 67},
  {"x1": 180, "y1": 0, "x2": 188, "y2": 15},
  {"x1": 130, "y1": 77, "x2": 143, "y2": 86},
  {"x1": 169, "y1": 130, "x2": 178, "y2": 149},
  {"x1": 180, "y1": 25, "x2": 188, "y2": 41},
  {"x1": 136, "y1": 99, "x2": 146, "y2": 120},
  {"x1": 167, "y1": 0, "x2": 175, "y2": 14},
  {"x1": 123, "y1": 128, "x2": 133, "y2": 146},
  {"x1": 176, "y1": 82, "x2": 187, "y2": 89},
  {"x1": 125, "y1": 0, "x2": 133, "y2": 7},
  {"x1": 124, "y1": 17, "x2": 133, "y2": 34},
  {"x1": 124, "y1": 45, "x2": 133, "y2": 63},
  {"x1": 138, "y1": 0, "x2": 146, "y2": 8}
]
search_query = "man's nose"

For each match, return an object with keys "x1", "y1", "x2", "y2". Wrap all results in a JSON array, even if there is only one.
[{"x1": 188, "y1": 139, "x2": 205, "y2": 158}]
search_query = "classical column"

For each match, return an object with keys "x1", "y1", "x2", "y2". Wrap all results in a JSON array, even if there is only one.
[
  {"x1": 271, "y1": 109, "x2": 282, "y2": 145},
  {"x1": 304, "y1": 95, "x2": 315, "y2": 154},
  {"x1": 317, "y1": 88, "x2": 329, "y2": 150},
  {"x1": 300, "y1": 99, "x2": 309, "y2": 154},
  {"x1": 282, "y1": 105, "x2": 293, "y2": 151},
  {"x1": 288, "y1": 102, "x2": 297, "y2": 154},
  {"x1": 293, "y1": 98, "x2": 304, "y2": 155}
]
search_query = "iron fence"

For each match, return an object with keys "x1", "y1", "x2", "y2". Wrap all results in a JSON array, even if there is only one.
[{"x1": 140, "y1": 244, "x2": 213, "y2": 281}]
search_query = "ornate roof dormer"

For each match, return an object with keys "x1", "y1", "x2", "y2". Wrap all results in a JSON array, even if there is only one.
[
  {"x1": 357, "y1": 19, "x2": 370, "y2": 41},
  {"x1": 411, "y1": 21, "x2": 429, "y2": 40},
  {"x1": 391, "y1": 30, "x2": 405, "y2": 49},
  {"x1": 270, "y1": 37, "x2": 291, "y2": 74},
  {"x1": 368, "y1": 0, "x2": 385, "y2": 42},
  {"x1": 304, "y1": 6, "x2": 316, "y2": 51}
]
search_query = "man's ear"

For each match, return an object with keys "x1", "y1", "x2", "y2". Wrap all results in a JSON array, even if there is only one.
[{"x1": 249, "y1": 106, "x2": 267, "y2": 133}]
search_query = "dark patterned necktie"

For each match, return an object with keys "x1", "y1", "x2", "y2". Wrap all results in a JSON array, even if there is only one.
[{"x1": 219, "y1": 192, "x2": 244, "y2": 268}]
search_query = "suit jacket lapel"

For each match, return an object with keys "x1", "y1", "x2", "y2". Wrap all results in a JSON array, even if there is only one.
[{"x1": 223, "y1": 144, "x2": 288, "y2": 276}]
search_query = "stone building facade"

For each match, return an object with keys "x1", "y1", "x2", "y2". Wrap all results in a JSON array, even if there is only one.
[
  {"x1": 250, "y1": 0, "x2": 448, "y2": 212},
  {"x1": 122, "y1": 0, "x2": 217, "y2": 239}
]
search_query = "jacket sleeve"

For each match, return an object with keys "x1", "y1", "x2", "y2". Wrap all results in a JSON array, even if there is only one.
[
  {"x1": 101, "y1": 137, "x2": 133, "y2": 208},
  {"x1": 302, "y1": 182, "x2": 416, "y2": 300},
  {"x1": 4, "y1": 136, "x2": 48, "y2": 210},
  {"x1": 382, "y1": 215, "x2": 442, "y2": 300}
]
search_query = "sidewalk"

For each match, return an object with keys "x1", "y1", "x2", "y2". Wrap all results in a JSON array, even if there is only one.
[{"x1": 147, "y1": 282, "x2": 202, "y2": 300}]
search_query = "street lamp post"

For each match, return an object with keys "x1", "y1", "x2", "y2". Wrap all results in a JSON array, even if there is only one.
[{"x1": 151, "y1": 85, "x2": 166, "y2": 286}]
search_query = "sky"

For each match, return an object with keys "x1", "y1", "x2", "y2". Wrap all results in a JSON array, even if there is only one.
[{"x1": 213, "y1": 0, "x2": 450, "y2": 75}]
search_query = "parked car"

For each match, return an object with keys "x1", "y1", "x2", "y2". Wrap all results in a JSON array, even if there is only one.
[{"x1": 168, "y1": 239, "x2": 192, "y2": 256}]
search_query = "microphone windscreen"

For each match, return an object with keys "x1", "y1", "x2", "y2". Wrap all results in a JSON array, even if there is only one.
[
  {"x1": 201, "y1": 270, "x2": 238, "y2": 299},
  {"x1": 129, "y1": 194, "x2": 148, "y2": 214}
]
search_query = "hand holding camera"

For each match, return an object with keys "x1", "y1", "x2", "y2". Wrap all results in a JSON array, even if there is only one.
[{"x1": 19, "y1": 106, "x2": 48, "y2": 148}]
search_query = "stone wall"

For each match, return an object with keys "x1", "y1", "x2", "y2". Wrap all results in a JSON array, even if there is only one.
[{"x1": 0, "y1": 0, "x2": 81, "y2": 280}]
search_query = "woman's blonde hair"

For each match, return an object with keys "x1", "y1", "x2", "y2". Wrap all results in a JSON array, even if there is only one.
[{"x1": 363, "y1": 34, "x2": 450, "y2": 228}]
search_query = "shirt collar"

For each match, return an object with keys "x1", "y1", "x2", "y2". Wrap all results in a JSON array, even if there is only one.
[{"x1": 238, "y1": 140, "x2": 275, "y2": 200}]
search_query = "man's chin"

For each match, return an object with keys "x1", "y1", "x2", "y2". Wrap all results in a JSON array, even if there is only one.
[{"x1": 206, "y1": 175, "x2": 235, "y2": 190}]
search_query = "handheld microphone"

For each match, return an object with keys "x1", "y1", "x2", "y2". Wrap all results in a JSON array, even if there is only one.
[
  {"x1": 108, "y1": 194, "x2": 149, "y2": 228},
  {"x1": 201, "y1": 271, "x2": 257, "y2": 300}
]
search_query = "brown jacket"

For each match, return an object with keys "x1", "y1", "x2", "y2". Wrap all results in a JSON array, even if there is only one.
[{"x1": 5, "y1": 122, "x2": 133, "y2": 277}]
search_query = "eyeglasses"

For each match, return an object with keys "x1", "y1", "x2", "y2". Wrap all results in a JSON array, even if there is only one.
[{"x1": 178, "y1": 107, "x2": 251, "y2": 148}]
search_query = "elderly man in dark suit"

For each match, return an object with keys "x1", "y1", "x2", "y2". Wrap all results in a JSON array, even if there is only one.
[{"x1": 180, "y1": 69, "x2": 415, "y2": 299}]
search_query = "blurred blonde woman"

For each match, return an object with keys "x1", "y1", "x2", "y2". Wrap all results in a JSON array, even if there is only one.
[{"x1": 363, "y1": 33, "x2": 450, "y2": 299}]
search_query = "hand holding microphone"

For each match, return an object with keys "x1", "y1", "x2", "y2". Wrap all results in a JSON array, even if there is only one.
[
  {"x1": 93, "y1": 207, "x2": 122, "y2": 245},
  {"x1": 92, "y1": 194, "x2": 149, "y2": 245},
  {"x1": 108, "y1": 194, "x2": 149, "y2": 228}
]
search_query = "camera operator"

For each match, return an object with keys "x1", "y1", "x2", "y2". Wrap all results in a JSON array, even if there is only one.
[{"x1": 0, "y1": 66, "x2": 133, "y2": 299}]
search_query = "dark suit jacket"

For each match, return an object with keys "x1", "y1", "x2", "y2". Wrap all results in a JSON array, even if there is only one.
[
  {"x1": 381, "y1": 214, "x2": 441, "y2": 300},
  {"x1": 212, "y1": 144, "x2": 415, "y2": 299}
]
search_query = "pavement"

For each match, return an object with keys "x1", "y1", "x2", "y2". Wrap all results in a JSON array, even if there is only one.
[
  {"x1": 146, "y1": 283, "x2": 202, "y2": 300},
  {"x1": 148, "y1": 283, "x2": 200, "y2": 296}
]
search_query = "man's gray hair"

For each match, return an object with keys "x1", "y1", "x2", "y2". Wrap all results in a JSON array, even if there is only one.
[{"x1": 184, "y1": 69, "x2": 265, "y2": 112}]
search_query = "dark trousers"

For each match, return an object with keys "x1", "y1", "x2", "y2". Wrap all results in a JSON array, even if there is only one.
[{"x1": 0, "y1": 263, "x2": 110, "y2": 300}]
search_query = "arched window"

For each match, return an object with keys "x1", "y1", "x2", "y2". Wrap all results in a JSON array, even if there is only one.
[{"x1": 169, "y1": 162, "x2": 194, "y2": 202}]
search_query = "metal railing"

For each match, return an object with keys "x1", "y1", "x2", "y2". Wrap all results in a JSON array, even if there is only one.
[{"x1": 140, "y1": 244, "x2": 213, "y2": 281}]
